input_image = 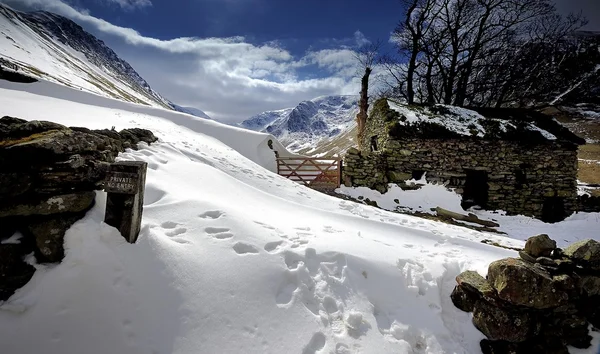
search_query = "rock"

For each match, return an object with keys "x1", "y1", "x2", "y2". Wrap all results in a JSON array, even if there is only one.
[
  {"x1": 347, "y1": 147, "x2": 360, "y2": 155},
  {"x1": 553, "y1": 259, "x2": 575, "y2": 273},
  {"x1": 481, "y1": 338, "x2": 570, "y2": 354},
  {"x1": 0, "y1": 172, "x2": 32, "y2": 197},
  {"x1": 579, "y1": 276, "x2": 600, "y2": 297},
  {"x1": 579, "y1": 296, "x2": 600, "y2": 328},
  {"x1": 0, "y1": 243, "x2": 36, "y2": 301},
  {"x1": 25, "y1": 215, "x2": 84, "y2": 263},
  {"x1": 563, "y1": 239, "x2": 600, "y2": 268},
  {"x1": 520, "y1": 337, "x2": 569, "y2": 354},
  {"x1": 479, "y1": 340, "x2": 518, "y2": 354},
  {"x1": 451, "y1": 271, "x2": 497, "y2": 312},
  {"x1": 387, "y1": 171, "x2": 411, "y2": 183},
  {"x1": 519, "y1": 251, "x2": 537, "y2": 263},
  {"x1": 473, "y1": 299, "x2": 532, "y2": 342},
  {"x1": 536, "y1": 257, "x2": 556, "y2": 267},
  {"x1": 0, "y1": 192, "x2": 95, "y2": 218},
  {"x1": 487, "y1": 258, "x2": 572, "y2": 309},
  {"x1": 559, "y1": 316, "x2": 591, "y2": 348},
  {"x1": 524, "y1": 234, "x2": 556, "y2": 257}
]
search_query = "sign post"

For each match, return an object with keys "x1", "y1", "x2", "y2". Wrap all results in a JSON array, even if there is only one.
[{"x1": 103, "y1": 161, "x2": 147, "y2": 243}]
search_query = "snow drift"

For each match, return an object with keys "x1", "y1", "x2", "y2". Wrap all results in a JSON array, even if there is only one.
[{"x1": 0, "y1": 80, "x2": 598, "y2": 354}]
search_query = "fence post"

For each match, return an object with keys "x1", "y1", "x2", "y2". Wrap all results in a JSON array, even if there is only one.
[
  {"x1": 103, "y1": 161, "x2": 147, "y2": 243},
  {"x1": 337, "y1": 159, "x2": 343, "y2": 188}
]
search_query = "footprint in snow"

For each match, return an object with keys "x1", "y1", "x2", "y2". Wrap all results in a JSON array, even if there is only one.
[
  {"x1": 303, "y1": 332, "x2": 326, "y2": 354},
  {"x1": 264, "y1": 241, "x2": 284, "y2": 254},
  {"x1": 233, "y1": 242, "x2": 259, "y2": 255},
  {"x1": 158, "y1": 222, "x2": 190, "y2": 244},
  {"x1": 205, "y1": 227, "x2": 233, "y2": 240},
  {"x1": 199, "y1": 210, "x2": 224, "y2": 219},
  {"x1": 161, "y1": 221, "x2": 178, "y2": 229}
]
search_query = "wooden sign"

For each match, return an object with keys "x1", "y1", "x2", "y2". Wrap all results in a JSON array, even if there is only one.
[
  {"x1": 104, "y1": 172, "x2": 139, "y2": 194},
  {"x1": 103, "y1": 161, "x2": 147, "y2": 244}
]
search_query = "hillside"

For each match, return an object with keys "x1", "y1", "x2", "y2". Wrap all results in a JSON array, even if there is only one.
[
  {"x1": 2, "y1": 78, "x2": 598, "y2": 354},
  {"x1": 0, "y1": 3, "x2": 207, "y2": 117},
  {"x1": 241, "y1": 95, "x2": 358, "y2": 154}
]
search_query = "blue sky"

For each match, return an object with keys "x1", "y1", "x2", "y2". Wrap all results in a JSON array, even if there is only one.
[{"x1": 2, "y1": 0, "x2": 599, "y2": 122}]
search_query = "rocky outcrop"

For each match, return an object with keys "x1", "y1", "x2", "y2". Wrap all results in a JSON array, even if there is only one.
[
  {"x1": 0, "y1": 116, "x2": 157, "y2": 301},
  {"x1": 451, "y1": 236, "x2": 600, "y2": 353}
]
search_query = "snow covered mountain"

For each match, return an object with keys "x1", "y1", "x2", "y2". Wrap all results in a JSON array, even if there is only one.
[
  {"x1": 0, "y1": 3, "x2": 206, "y2": 116},
  {"x1": 241, "y1": 95, "x2": 358, "y2": 154}
]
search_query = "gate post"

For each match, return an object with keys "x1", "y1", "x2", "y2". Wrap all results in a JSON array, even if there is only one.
[{"x1": 103, "y1": 161, "x2": 148, "y2": 243}]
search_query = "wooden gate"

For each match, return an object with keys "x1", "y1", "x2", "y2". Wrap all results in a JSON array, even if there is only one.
[{"x1": 276, "y1": 157, "x2": 342, "y2": 191}]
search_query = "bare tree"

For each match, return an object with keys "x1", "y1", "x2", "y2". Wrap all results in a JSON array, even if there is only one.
[
  {"x1": 354, "y1": 41, "x2": 381, "y2": 150},
  {"x1": 389, "y1": 0, "x2": 587, "y2": 108}
]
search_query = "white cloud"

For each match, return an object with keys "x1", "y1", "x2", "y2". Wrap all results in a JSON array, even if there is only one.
[
  {"x1": 105, "y1": 0, "x2": 152, "y2": 10},
  {"x1": 2, "y1": 0, "x2": 366, "y2": 122},
  {"x1": 354, "y1": 30, "x2": 371, "y2": 47}
]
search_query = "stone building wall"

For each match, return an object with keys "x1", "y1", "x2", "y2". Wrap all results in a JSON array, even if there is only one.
[
  {"x1": 345, "y1": 99, "x2": 581, "y2": 221},
  {"x1": 344, "y1": 138, "x2": 579, "y2": 219}
]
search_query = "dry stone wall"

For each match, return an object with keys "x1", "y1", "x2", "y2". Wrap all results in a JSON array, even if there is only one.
[
  {"x1": 0, "y1": 116, "x2": 157, "y2": 301},
  {"x1": 451, "y1": 235, "x2": 600, "y2": 354}
]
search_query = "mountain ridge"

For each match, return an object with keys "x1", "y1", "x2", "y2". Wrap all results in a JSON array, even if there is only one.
[
  {"x1": 0, "y1": 3, "x2": 209, "y2": 118},
  {"x1": 240, "y1": 94, "x2": 358, "y2": 154}
]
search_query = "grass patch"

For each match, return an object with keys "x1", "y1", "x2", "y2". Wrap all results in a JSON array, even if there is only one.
[
  {"x1": 0, "y1": 130, "x2": 61, "y2": 147},
  {"x1": 578, "y1": 144, "x2": 600, "y2": 197}
]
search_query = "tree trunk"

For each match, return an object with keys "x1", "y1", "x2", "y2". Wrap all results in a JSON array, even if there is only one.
[{"x1": 356, "y1": 67, "x2": 373, "y2": 150}]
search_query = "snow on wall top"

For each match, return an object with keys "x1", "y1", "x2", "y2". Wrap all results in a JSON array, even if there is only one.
[{"x1": 387, "y1": 100, "x2": 557, "y2": 140}]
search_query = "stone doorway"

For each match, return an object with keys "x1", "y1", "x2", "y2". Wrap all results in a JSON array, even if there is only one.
[
  {"x1": 541, "y1": 197, "x2": 565, "y2": 223},
  {"x1": 462, "y1": 170, "x2": 489, "y2": 210}
]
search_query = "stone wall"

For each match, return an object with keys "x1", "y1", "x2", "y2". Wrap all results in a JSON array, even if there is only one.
[
  {"x1": 451, "y1": 235, "x2": 600, "y2": 353},
  {"x1": 0, "y1": 116, "x2": 157, "y2": 301},
  {"x1": 578, "y1": 194, "x2": 600, "y2": 213},
  {"x1": 344, "y1": 101, "x2": 580, "y2": 221}
]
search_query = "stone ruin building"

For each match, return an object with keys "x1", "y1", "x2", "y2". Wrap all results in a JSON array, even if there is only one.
[{"x1": 343, "y1": 99, "x2": 586, "y2": 222}]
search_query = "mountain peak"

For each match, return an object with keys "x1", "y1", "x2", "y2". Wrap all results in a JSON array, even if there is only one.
[{"x1": 241, "y1": 95, "x2": 358, "y2": 153}]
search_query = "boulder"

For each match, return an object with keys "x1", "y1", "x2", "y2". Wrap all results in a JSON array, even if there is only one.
[
  {"x1": 524, "y1": 234, "x2": 556, "y2": 258},
  {"x1": 451, "y1": 271, "x2": 498, "y2": 312},
  {"x1": 487, "y1": 258, "x2": 573, "y2": 309},
  {"x1": 579, "y1": 276, "x2": 600, "y2": 297},
  {"x1": 25, "y1": 215, "x2": 84, "y2": 263},
  {"x1": 473, "y1": 299, "x2": 532, "y2": 342},
  {"x1": 563, "y1": 239, "x2": 600, "y2": 269},
  {"x1": 0, "y1": 192, "x2": 95, "y2": 218}
]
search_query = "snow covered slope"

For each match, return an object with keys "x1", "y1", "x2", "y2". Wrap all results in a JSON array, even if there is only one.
[
  {"x1": 0, "y1": 3, "x2": 207, "y2": 116},
  {"x1": 1, "y1": 80, "x2": 598, "y2": 354},
  {"x1": 241, "y1": 95, "x2": 358, "y2": 153},
  {"x1": 170, "y1": 104, "x2": 213, "y2": 120}
]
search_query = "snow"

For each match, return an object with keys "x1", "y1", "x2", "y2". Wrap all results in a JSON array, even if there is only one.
[
  {"x1": 0, "y1": 80, "x2": 599, "y2": 353},
  {"x1": 1, "y1": 232, "x2": 23, "y2": 245},
  {"x1": 337, "y1": 182, "x2": 599, "y2": 247},
  {"x1": 388, "y1": 100, "x2": 557, "y2": 140}
]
